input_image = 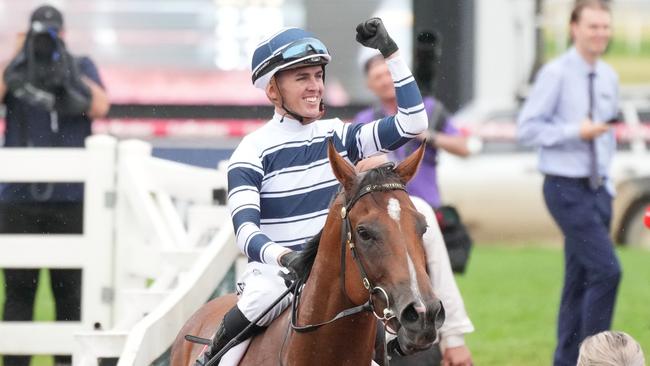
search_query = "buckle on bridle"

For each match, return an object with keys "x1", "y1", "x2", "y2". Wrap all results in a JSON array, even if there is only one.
[
  {"x1": 371, "y1": 286, "x2": 397, "y2": 334},
  {"x1": 362, "y1": 277, "x2": 370, "y2": 290}
]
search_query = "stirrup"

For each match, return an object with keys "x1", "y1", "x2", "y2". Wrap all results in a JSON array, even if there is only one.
[
  {"x1": 194, "y1": 351, "x2": 213, "y2": 366},
  {"x1": 186, "y1": 334, "x2": 218, "y2": 366},
  {"x1": 195, "y1": 321, "x2": 229, "y2": 366}
]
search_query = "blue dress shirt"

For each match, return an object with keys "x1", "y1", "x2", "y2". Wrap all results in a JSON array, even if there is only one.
[{"x1": 517, "y1": 47, "x2": 619, "y2": 192}]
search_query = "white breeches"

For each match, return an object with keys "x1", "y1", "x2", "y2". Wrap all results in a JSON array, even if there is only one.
[{"x1": 236, "y1": 261, "x2": 293, "y2": 326}]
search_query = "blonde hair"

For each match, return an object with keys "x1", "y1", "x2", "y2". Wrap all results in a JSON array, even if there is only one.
[{"x1": 577, "y1": 331, "x2": 645, "y2": 366}]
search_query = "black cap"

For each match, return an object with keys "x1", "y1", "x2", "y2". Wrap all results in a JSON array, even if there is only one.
[{"x1": 30, "y1": 5, "x2": 64, "y2": 33}]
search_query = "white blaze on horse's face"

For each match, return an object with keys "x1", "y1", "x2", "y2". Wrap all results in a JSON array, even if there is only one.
[
  {"x1": 387, "y1": 198, "x2": 401, "y2": 222},
  {"x1": 387, "y1": 197, "x2": 425, "y2": 310},
  {"x1": 406, "y1": 246, "x2": 426, "y2": 311}
]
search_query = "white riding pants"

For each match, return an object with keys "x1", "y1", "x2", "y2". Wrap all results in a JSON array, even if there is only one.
[{"x1": 236, "y1": 261, "x2": 292, "y2": 326}]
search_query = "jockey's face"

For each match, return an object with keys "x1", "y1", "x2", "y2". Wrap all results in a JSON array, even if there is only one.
[
  {"x1": 272, "y1": 65, "x2": 324, "y2": 123},
  {"x1": 366, "y1": 59, "x2": 395, "y2": 103}
]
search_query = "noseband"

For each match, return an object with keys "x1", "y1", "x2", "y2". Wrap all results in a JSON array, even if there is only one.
[{"x1": 291, "y1": 178, "x2": 406, "y2": 333}]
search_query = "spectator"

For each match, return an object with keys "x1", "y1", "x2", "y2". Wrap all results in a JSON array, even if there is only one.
[
  {"x1": 577, "y1": 331, "x2": 645, "y2": 366},
  {"x1": 355, "y1": 54, "x2": 475, "y2": 210},
  {"x1": 517, "y1": 1, "x2": 621, "y2": 365},
  {"x1": 355, "y1": 54, "x2": 478, "y2": 276},
  {"x1": 0, "y1": 5, "x2": 109, "y2": 366}
]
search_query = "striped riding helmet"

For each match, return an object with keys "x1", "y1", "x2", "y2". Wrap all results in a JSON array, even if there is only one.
[{"x1": 251, "y1": 27, "x2": 331, "y2": 90}]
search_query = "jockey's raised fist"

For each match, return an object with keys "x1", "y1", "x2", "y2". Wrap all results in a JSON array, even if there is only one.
[{"x1": 355, "y1": 17, "x2": 398, "y2": 58}]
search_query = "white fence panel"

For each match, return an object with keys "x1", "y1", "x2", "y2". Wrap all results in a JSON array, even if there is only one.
[
  {"x1": 0, "y1": 135, "x2": 117, "y2": 355},
  {"x1": 1, "y1": 135, "x2": 238, "y2": 366},
  {"x1": 75, "y1": 139, "x2": 234, "y2": 366}
]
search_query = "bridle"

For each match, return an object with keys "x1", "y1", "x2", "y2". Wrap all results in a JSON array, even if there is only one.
[{"x1": 290, "y1": 178, "x2": 407, "y2": 333}]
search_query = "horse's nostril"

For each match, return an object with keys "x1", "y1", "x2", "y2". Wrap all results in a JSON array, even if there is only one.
[{"x1": 401, "y1": 303, "x2": 420, "y2": 324}]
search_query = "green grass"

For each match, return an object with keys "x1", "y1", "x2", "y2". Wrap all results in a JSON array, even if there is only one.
[
  {"x1": 0, "y1": 270, "x2": 56, "y2": 366},
  {"x1": 601, "y1": 55, "x2": 650, "y2": 84},
  {"x1": 457, "y1": 245, "x2": 650, "y2": 366},
  {"x1": 2, "y1": 246, "x2": 649, "y2": 366}
]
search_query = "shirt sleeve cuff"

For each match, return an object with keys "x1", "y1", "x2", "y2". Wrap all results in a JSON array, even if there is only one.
[
  {"x1": 262, "y1": 243, "x2": 289, "y2": 266},
  {"x1": 386, "y1": 55, "x2": 411, "y2": 82},
  {"x1": 441, "y1": 334, "x2": 466, "y2": 350},
  {"x1": 562, "y1": 123, "x2": 581, "y2": 141}
]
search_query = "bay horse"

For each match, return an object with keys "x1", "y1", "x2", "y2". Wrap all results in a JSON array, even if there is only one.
[{"x1": 171, "y1": 141, "x2": 445, "y2": 365}]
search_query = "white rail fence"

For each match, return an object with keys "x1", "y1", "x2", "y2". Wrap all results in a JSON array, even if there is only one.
[{"x1": 0, "y1": 135, "x2": 239, "y2": 366}]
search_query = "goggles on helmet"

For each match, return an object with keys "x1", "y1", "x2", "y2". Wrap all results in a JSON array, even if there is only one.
[{"x1": 252, "y1": 37, "x2": 330, "y2": 85}]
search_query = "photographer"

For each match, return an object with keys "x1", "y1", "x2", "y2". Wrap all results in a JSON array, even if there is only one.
[{"x1": 0, "y1": 5, "x2": 109, "y2": 366}]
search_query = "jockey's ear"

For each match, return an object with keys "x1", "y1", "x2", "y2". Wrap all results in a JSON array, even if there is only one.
[
  {"x1": 328, "y1": 138, "x2": 356, "y2": 193},
  {"x1": 266, "y1": 77, "x2": 281, "y2": 106},
  {"x1": 395, "y1": 140, "x2": 425, "y2": 184}
]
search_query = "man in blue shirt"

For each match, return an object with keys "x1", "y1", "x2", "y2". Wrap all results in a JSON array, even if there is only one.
[
  {"x1": 0, "y1": 5, "x2": 109, "y2": 366},
  {"x1": 517, "y1": 1, "x2": 621, "y2": 365}
]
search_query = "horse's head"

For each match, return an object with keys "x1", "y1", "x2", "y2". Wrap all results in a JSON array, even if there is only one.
[{"x1": 327, "y1": 140, "x2": 445, "y2": 354}]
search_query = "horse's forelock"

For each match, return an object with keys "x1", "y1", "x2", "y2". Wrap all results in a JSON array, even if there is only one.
[{"x1": 357, "y1": 163, "x2": 401, "y2": 189}]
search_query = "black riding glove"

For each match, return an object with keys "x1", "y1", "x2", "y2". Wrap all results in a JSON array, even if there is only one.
[
  {"x1": 280, "y1": 250, "x2": 301, "y2": 274},
  {"x1": 355, "y1": 17, "x2": 398, "y2": 58}
]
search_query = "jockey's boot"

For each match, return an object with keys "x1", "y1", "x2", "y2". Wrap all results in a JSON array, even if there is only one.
[{"x1": 194, "y1": 306, "x2": 263, "y2": 366}]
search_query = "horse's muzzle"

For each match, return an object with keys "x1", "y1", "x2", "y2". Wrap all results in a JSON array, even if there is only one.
[{"x1": 396, "y1": 299, "x2": 445, "y2": 354}]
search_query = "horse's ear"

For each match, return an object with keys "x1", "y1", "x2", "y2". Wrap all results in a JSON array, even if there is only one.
[
  {"x1": 394, "y1": 140, "x2": 426, "y2": 183},
  {"x1": 328, "y1": 139, "x2": 356, "y2": 192}
]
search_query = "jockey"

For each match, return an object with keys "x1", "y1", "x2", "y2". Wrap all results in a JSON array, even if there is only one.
[{"x1": 196, "y1": 18, "x2": 428, "y2": 365}]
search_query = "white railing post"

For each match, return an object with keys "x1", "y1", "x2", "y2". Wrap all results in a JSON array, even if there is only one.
[
  {"x1": 113, "y1": 139, "x2": 156, "y2": 326},
  {"x1": 83, "y1": 135, "x2": 118, "y2": 332}
]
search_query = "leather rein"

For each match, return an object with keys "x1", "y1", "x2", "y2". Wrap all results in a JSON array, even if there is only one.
[{"x1": 290, "y1": 180, "x2": 406, "y2": 333}]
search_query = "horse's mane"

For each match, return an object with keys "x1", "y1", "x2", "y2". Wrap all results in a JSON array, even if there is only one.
[
  {"x1": 293, "y1": 162, "x2": 402, "y2": 279},
  {"x1": 293, "y1": 229, "x2": 322, "y2": 280}
]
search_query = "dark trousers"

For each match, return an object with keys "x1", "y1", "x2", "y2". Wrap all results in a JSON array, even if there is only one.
[
  {"x1": 0, "y1": 202, "x2": 84, "y2": 366},
  {"x1": 543, "y1": 176, "x2": 621, "y2": 366}
]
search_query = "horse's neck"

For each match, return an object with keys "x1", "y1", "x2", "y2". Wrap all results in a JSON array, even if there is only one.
[
  {"x1": 300, "y1": 214, "x2": 354, "y2": 322},
  {"x1": 284, "y1": 216, "x2": 377, "y2": 365}
]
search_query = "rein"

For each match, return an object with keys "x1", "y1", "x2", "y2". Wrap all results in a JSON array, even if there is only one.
[{"x1": 291, "y1": 181, "x2": 406, "y2": 333}]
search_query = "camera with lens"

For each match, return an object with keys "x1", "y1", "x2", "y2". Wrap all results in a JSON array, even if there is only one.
[{"x1": 3, "y1": 16, "x2": 91, "y2": 115}]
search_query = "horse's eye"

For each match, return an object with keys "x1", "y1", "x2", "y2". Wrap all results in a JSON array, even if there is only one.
[
  {"x1": 356, "y1": 226, "x2": 373, "y2": 241},
  {"x1": 413, "y1": 213, "x2": 428, "y2": 236}
]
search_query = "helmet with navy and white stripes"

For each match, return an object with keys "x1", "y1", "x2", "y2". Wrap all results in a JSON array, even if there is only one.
[{"x1": 251, "y1": 27, "x2": 331, "y2": 90}]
